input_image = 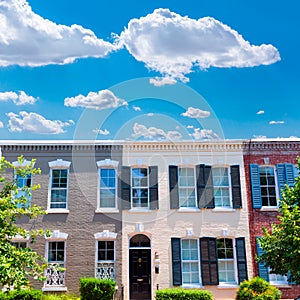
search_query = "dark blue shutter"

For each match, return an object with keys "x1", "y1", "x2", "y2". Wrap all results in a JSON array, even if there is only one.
[
  {"x1": 256, "y1": 237, "x2": 269, "y2": 281},
  {"x1": 169, "y1": 166, "x2": 179, "y2": 209},
  {"x1": 250, "y1": 164, "x2": 262, "y2": 208},
  {"x1": 149, "y1": 166, "x2": 159, "y2": 210},
  {"x1": 285, "y1": 163, "x2": 296, "y2": 187},
  {"x1": 230, "y1": 165, "x2": 242, "y2": 208},
  {"x1": 236, "y1": 237, "x2": 248, "y2": 283},
  {"x1": 171, "y1": 238, "x2": 182, "y2": 286},
  {"x1": 276, "y1": 164, "x2": 286, "y2": 199},
  {"x1": 200, "y1": 237, "x2": 219, "y2": 285},
  {"x1": 121, "y1": 166, "x2": 131, "y2": 210}
]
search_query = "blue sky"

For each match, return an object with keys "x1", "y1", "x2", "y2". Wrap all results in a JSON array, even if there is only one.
[{"x1": 0, "y1": 0, "x2": 299, "y2": 141}]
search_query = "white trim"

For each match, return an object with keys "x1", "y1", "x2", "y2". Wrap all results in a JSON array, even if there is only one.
[
  {"x1": 12, "y1": 159, "x2": 32, "y2": 168},
  {"x1": 95, "y1": 208, "x2": 119, "y2": 214},
  {"x1": 42, "y1": 287, "x2": 68, "y2": 292},
  {"x1": 11, "y1": 234, "x2": 30, "y2": 242},
  {"x1": 96, "y1": 159, "x2": 119, "y2": 168},
  {"x1": 48, "y1": 159, "x2": 71, "y2": 169},
  {"x1": 45, "y1": 230, "x2": 68, "y2": 240},
  {"x1": 94, "y1": 230, "x2": 117, "y2": 240},
  {"x1": 131, "y1": 167, "x2": 150, "y2": 209},
  {"x1": 46, "y1": 209, "x2": 70, "y2": 214},
  {"x1": 260, "y1": 165, "x2": 279, "y2": 207}
]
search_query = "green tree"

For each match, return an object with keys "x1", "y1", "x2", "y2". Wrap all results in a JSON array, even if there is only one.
[
  {"x1": 0, "y1": 155, "x2": 48, "y2": 289},
  {"x1": 257, "y1": 158, "x2": 300, "y2": 284}
]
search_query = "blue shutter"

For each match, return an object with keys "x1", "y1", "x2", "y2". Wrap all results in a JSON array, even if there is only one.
[
  {"x1": 250, "y1": 164, "x2": 262, "y2": 208},
  {"x1": 276, "y1": 164, "x2": 286, "y2": 199},
  {"x1": 171, "y1": 238, "x2": 182, "y2": 286},
  {"x1": 256, "y1": 237, "x2": 269, "y2": 282},
  {"x1": 285, "y1": 163, "x2": 295, "y2": 187}
]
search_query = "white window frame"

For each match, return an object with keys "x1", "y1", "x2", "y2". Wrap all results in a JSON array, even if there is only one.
[
  {"x1": 94, "y1": 231, "x2": 117, "y2": 280},
  {"x1": 43, "y1": 231, "x2": 68, "y2": 292},
  {"x1": 178, "y1": 167, "x2": 197, "y2": 209},
  {"x1": 259, "y1": 165, "x2": 279, "y2": 208},
  {"x1": 181, "y1": 238, "x2": 201, "y2": 287},
  {"x1": 268, "y1": 268, "x2": 288, "y2": 286},
  {"x1": 47, "y1": 159, "x2": 71, "y2": 213},
  {"x1": 212, "y1": 166, "x2": 232, "y2": 208},
  {"x1": 131, "y1": 166, "x2": 150, "y2": 209},
  {"x1": 96, "y1": 159, "x2": 119, "y2": 212},
  {"x1": 11, "y1": 234, "x2": 30, "y2": 249},
  {"x1": 217, "y1": 238, "x2": 238, "y2": 286}
]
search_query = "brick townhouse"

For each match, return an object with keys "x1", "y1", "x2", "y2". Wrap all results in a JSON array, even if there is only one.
[
  {"x1": 243, "y1": 139, "x2": 300, "y2": 299},
  {"x1": 1, "y1": 139, "x2": 300, "y2": 300}
]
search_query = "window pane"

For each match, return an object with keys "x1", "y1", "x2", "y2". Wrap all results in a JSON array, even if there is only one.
[
  {"x1": 217, "y1": 239, "x2": 235, "y2": 283},
  {"x1": 260, "y1": 166, "x2": 277, "y2": 206},
  {"x1": 213, "y1": 168, "x2": 230, "y2": 207}
]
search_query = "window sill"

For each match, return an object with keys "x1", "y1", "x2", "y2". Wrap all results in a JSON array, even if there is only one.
[
  {"x1": 181, "y1": 284, "x2": 203, "y2": 289},
  {"x1": 128, "y1": 208, "x2": 152, "y2": 213},
  {"x1": 212, "y1": 207, "x2": 236, "y2": 213},
  {"x1": 270, "y1": 282, "x2": 290, "y2": 288},
  {"x1": 46, "y1": 209, "x2": 69, "y2": 214},
  {"x1": 217, "y1": 283, "x2": 238, "y2": 289},
  {"x1": 178, "y1": 207, "x2": 200, "y2": 213},
  {"x1": 260, "y1": 207, "x2": 278, "y2": 212},
  {"x1": 42, "y1": 286, "x2": 67, "y2": 292},
  {"x1": 95, "y1": 209, "x2": 119, "y2": 214}
]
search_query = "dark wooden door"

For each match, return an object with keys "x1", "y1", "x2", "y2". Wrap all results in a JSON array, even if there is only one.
[{"x1": 129, "y1": 249, "x2": 151, "y2": 300}]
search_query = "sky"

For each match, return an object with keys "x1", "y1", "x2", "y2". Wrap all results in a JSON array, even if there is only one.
[{"x1": 0, "y1": 0, "x2": 299, "y2": 142}]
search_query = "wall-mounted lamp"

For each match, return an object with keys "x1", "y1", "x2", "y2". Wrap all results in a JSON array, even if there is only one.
[
  {"x1": 222, "y1": 228, "x2": 228, "y2": 236},
  {"x1": 264, "y1": 157, "x2": 270, "y2": 164},
  {"x1": 154, "y1": 251, "x2": 160, "y2": 274}
]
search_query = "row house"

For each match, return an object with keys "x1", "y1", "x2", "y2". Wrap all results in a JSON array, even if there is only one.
[{"x1": 1, "y1": 139, "x2": 300, "y2": 299}]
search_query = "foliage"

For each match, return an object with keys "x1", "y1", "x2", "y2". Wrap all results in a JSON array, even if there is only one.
[
  {"x1": 257, "y1": 157, "x2": 300, "y2": 284},
  {"x1": 0, "y1": 289, "x2": 43, "y2": 300},
  {"x1": 79, "y1": 278, "x2": 116, "y2": 300},
  {"x1": 42, "y1": 294, "x2": 79, "y2": 300},
  {"x1": 0, "y1": 156, "x2": 48, "y2": 288},
  {"x1": 235, "y1": 277, "x2": 281, "y2": 300},
  {"x1": 155, "y1": 288, "x2": 213, "y2": 300}
]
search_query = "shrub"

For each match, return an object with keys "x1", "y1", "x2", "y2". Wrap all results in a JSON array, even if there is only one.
[
  {"x1": 235, "y1": 277, "x2": 281, "y2": 300},
  {"x1": 79, "y1": 278, "x2": 116, "y2": 300},
  {"x1": 42, "y1": 294, "x2": 79, "y2": 300},
  {"x1": 0, "y1": 289, "x2": 42, "y2": 300},
  {"x1": 155, "y1": 288, "x2": 213, "y2": 300}
]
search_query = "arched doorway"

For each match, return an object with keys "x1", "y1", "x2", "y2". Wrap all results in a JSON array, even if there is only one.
[{"x1": 129, "y1": 234, "x2": 151, "y2": 300}]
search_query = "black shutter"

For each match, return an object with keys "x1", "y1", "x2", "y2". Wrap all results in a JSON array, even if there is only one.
[
  {"x1": 205, "y1": 166, "x2": 215, "y2": 208},
  {"x1": 197, "y1": 164, "x2": 206, "y2": 208},
  {"x1": 169, "y1": 165, "x2": 179, "y2": 209},
  {"x1": 200, "y1": 237, "x2": 219, "y2": 285},
  {"x1": 149, "y1": 166, "x2": 159, "y2": 210},
  {"x1": 121, "y1": 166, "x2": 131, "y2": 210},
  {"x1": 171, "y1": 238, "x2": 182, "y2": 286},
  {"x1": 236, "y1": 237, "x2": 248, "y2": 283},
  {"x1": 231, "y1": 165, "x2": 242, "y2": 208}
]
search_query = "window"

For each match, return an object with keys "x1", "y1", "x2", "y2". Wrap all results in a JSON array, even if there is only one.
[
  {"x1": 259, "y1": 166, "x2": 277, "y2": 206},
  {"x1": 131, "y1": 168, "x2": 149, "y2": 208},
  {"x1": 15, "y1": 173, "x2": 32, "y2": 207},
  {"x1": 99, "y1": 168, "x2": 117, "y2": 209},
  {"x1": 217, "y1": 238, "x2": 236, "y2": 284},
  {"x1": 12, "y1": 241, "x2": 27, "y2": 249},
  {"x1": 178, "y1": 168, "x2": 196, "y2": 208},
  {"x1": 212, "y1": 167, "x2": 230, "y2": 208},
  {"x1": 50, "y1": 169, "x2": 68, "y2": 209},
  {"x1": 269, "y1": 270, "x2": 288, "y2": 285},
  {"x1": 181, "y1": 239, "x2": 200, "y2": 285}
]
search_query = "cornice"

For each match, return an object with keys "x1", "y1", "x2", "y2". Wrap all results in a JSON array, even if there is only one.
[{"x1": 244, "y1": 140, "x2": 300, "y2": 153}]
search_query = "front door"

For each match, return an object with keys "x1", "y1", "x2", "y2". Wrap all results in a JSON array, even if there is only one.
[{"x1": 129, "y1": 249, "x2": 151, "y2": 300}]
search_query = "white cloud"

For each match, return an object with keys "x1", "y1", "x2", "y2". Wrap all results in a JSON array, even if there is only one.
[
  {"x1": 269, "y1": 120, "x2": 284, "y2": 125},
  {"x1": 6, "y1": 111, "x2": 73, "y2": 134},
  {"x1": 256, "y1": 110, "x2": 265, "y2": 115},
  {"x1": 0, "y1": 121, "x2": 3, "y2": 128},
  {"x1": 147, "y1": 113, "x2": 154, "y2": 117},
  {"x1": 253, "y1": 135, "x2": 267, "y2": 139},
  {"x1": 133, "y1": 105, "x2": 141, "y2": 111},
  {"x1": 0, "y1": 0, "x2": 116, "y2": 67},
  {"x1": 181, "y1": 107, "x2": 210, "y2": 119},
  {"x1": 119, "y1": 8, "x2": 280, "y2": 82},
  {"x1": 189, "y1": 128, "x2": 220, "y2": 140},
  {"x1": 93, "y1": 128, "x2": 110, "y2": 135},
  {"x1": 132, "y1": 122, "x2": 182, "y2": 140},
  {"x1": 149, "y1": 77, "x2": 177, "y2": 87},
  {"x1": 64, "y1": 89, "x2": 127, "y2": 110},
  {"x1": 186, "y1": 125, "x2": 194, "y2": 129},
  {"x1": 0, "y1": 91, "x2": 36, "y2": 105}
]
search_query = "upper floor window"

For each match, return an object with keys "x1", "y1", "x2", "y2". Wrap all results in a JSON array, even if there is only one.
[
  {"x1": 48, "y1": 159, "x2": 71, "y2": 211},
  {"x1": 121, "y1": 166, "x2": 158, "y2": 210},
  {"x1": 250, "y1": 163, "x2": 297, "y2": 209},
  {"x1": 169, "y1": 165, "x2": 242, "y2": 210}
]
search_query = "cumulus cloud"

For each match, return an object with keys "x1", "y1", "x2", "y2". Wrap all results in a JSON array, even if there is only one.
[
  {"x1": 132, "y1": 123, "x2": 182, "y2": 140},
  {"x1": 6, "y1": 111, "x2": 74, "y2": 134},
  {"x1": 149, "y1": 76, "x2": 177, "y2": 87},
  {"x1": 269, "y1": 120, "x2": 284, "y2": 125},
  {"x1": 181, "y1": 107, "x2": 210, "y2": 118},
  {"x1": 119, "y1": 8, "x2": 280, "y2": 82},
  {"x1": 0, "y1": 91, "x2": 37, "y2": 105},
  {"x1": 189, "y1": 128, "x2": 220, "y2": 140},
  {"x1": 64, "y1": 90, "x2": 127, "y2": 110},
  {"x1": 93, "y1": 128, "x2": 110, "y2": 135},
  {"x1": 0, "y1": 0, "x2": 116, "y2": 67},
  {"x1": 147, "y1": 113, "x2": 154, "y2": 117},
  {"x1": 186, "y1": 125, "x2": 194, "y2": 129},
  {"x1": 256, "y1": 110, "x2": 265, "y2": 115},
  {"x1": 133, "y1": 105, "x2": 141, "y2": 111}
]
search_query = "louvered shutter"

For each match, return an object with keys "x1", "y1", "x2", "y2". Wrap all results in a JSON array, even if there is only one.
[
  {"x1": 285, "y1": 163, "x2": 296, "y2": 187},
  {"x1": 205, "y1": 166, "x2": 215, "y2": 208},
  {"x1": 121, "y1": 166, "x2": 131, "y2": 210},
  {"x1": 230, "y1": 165, "x2": 242, "y2": 208},
  {"x1": 200, "y1": 237, "x2": 219, "y2": 285},
  {"x1": 169, "y1": 165, "x2": 179, "y2": 209},
  {"x1": 149, "y1": 166, "x2": 159, "y2": 210},
  {"x1": 197, "y1": 164, "x2": 206, "y2": 208},
  {"x1": 236, "y1": 237, "x2": 248, "y2": 283},
  {"x1": 276, "y1": 164, "x2": 286, "y2": 199},
  {"x1": 256, "y1": 237, "x2": 269, "y2": 281},
  {"x1": 250, "y1": 164, "x2": 262, "y2": 208},
  {"x1": 171, "y1": 238, "x2": 182, "y2": 285}
]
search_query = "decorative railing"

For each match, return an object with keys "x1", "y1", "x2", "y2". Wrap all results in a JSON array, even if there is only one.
[
  {"x1": 45, "y1": 263, "x2": 65, "y2": 287},
  {"x1": 95, "y1": 262, "x2": 115, "y2": 280}
]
